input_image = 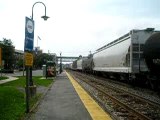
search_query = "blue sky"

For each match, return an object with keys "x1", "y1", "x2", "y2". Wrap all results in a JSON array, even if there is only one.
[{"x1": 0, "y1": 0, "x2": 160, "y2": 57}]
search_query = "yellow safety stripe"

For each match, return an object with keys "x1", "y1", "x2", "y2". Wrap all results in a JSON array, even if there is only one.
[{"x1": 66, "y1": 72, "x2": 112, "y2": 120}]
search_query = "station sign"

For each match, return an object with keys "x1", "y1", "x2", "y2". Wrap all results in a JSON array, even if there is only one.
[
  {"x1": 24, "y1": 17, "x2": 34, "y2": 52},
  {"x1": 25, "y1": 52, "x2": 33, "y2": 66}
]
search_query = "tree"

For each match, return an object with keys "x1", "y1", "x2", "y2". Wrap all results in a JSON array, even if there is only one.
[
  {"x1": 0, "y1": 38, "x2": 15, "y2": 71},
  {"x1": 16, "y1": 58, "x2": 23, "y2": 69},
  {"x1": 33, "y1": 53, "x2": 53, "y2": 69}
]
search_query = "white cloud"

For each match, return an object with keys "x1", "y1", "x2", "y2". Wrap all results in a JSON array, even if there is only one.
[{"x1": 0, "y1": 0, "x2": 160, "y2": 57}]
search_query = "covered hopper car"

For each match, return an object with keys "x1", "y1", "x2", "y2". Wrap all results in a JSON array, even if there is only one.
[{"x1": 72, "y1": 28, "x2": 160, "y2": 89}]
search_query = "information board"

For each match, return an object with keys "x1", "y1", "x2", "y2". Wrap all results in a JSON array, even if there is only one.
[
  {"x1": 24, "y1": 17, "x2": 34, "y2": 52},
  {"x1": 25, "y1": 52, "x2": 33, "y2": 66}
]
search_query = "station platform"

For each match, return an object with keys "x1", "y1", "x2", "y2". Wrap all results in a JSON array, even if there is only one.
[{"x1": 29, "y1": 72, "x2": 112, "y2": 120}]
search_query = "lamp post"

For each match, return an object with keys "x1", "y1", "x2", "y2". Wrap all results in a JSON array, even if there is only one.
[
  {"x1": 31, "y1": 1, "x2": 49, "y2": 20},
  {"x1": 60, "y1": 52, "x2": 62, "y2": 74},
  {"x1": 29, "y1": 1, "x2": 49, "y2": 85},
  {"x1": 25, "y1": 1, "x2": 49, "y2": 113}
]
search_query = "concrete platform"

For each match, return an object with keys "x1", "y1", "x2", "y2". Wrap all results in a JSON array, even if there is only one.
[{"x1": 29, "y1": 72, "x2": 92, "y2": 120}]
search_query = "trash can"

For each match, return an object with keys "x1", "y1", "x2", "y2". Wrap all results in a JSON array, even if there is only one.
[{"x1": 42, "y1": 65, "x2": 46, "y2": 77}]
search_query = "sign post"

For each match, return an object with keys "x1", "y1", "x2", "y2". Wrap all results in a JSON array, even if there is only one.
[{"x1": 24, "y1": 17, "x2": 34, "y2": 113}]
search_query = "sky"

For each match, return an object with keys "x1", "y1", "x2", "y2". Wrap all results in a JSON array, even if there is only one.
[{"x1": 0, "y1": 0, "x2": 160, "y2": 57}]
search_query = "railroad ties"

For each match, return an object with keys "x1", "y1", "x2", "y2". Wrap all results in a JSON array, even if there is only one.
[{"x1": 68, "y1": 70, "x2": 160, "y2": 120}]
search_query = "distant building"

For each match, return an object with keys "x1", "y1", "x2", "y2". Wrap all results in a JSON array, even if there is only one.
[
  {"x1": 34, "y1": 47, "x2": 43, "y2": 55},
  {"x1": 14, "y1": 49, "x2": 24, "y2": 69},
  {"x1": 14, "y1": 49, "x2": 24, "y2": 60}
]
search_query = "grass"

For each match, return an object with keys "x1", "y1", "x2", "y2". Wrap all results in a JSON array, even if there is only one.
[
  {"x1": 0, "y1": 76, "x2": 53, "y2": 87},
  {"x1": 29, "y1": 93, "x2": 42, "y2": 109},
  {"x1": 33, "y1": 76, "x2": 53, "y2": 87},
  {"x1": 0, "y1": 76, "x2": 54, "y2": 120},
  {"x1": 0, "y1": 76, "x2": 8, "y2": 80},
  {"x1": 0, "y1": 87, "x2": 25, "y2": 120}
]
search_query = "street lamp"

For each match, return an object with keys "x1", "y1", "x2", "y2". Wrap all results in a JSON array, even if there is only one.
[
  {"x1": 25, "y1": 1, "x2": 49, "y2": 113},
  {"x1": 29, "y1": 1, "x2": 49, "y2": 86},
  {"x1": 60, "y1": 52, "x2": 62, "y2": 74},
  {"x1": 32, "y1": 1, "x2": 49, "y2": 20},
  {"x1": 41, "y1": 15, "x2": 49, "y2": 21}
]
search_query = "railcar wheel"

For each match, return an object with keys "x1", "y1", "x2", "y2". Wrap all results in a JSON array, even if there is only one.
[
  {"x1": 149, "y1": 79, "x2": 158, "y2": 90},
  {"x1": 128, "y1": 74, "x2": 136, "y2": 86}
]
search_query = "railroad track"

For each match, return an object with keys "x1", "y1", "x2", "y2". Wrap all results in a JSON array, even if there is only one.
[{"x1": 68, "y1": 71, "x2": 160, "y2": 120}]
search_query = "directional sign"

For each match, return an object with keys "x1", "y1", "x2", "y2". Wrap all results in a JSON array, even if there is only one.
[
  {"x1": 25, "y1": 52, "x2": 33, "y2": 66},
  {"x1": 24, "y1": 17, "x2": 34, "y2": 52}
]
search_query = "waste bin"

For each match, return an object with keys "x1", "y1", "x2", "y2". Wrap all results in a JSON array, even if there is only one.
[{"x1": 42, "y1": 65, "x2": 46, "y2": 77}]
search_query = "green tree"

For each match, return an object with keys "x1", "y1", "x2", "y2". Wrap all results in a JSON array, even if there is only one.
[
  {"x1": 0, "y1": 38, "x2": 15, "y2": 71},
  {"x1": 34, "y1": 53, "x2": 53, "y2": 69},
  {"x1": 17, "y1": 58, "x2": 23, "y2": 69}
]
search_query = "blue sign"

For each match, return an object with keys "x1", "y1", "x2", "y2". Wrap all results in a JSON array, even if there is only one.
[{"x1": 24, "y1": 17, "x2": 34, "y2": 51}]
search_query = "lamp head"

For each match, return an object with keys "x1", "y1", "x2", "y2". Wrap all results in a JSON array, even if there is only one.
[{"x1": 41, "y1": 15, "x2": 49, "y2": 21}]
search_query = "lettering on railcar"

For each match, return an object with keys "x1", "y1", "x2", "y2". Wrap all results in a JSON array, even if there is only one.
[{"x1": 153, "y1": 59, "x2": 160, "y2": 65}]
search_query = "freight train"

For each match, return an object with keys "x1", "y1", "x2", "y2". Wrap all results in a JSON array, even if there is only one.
[{"x1": 71, "y1": 28, "x2": 160, "y2": 89}]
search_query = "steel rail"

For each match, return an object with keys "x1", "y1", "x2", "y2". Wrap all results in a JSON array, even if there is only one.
[
  {"x1": 70, "y1": 71, "x2": 153, "y2": 120},
  {"x1": 76, "y1": 71, "x2": 160, "y2": 108}
]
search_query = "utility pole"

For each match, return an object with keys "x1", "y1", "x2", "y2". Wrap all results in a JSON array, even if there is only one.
[{"x1": 60, "y1": 52, "x2": 62, "y2": 73}]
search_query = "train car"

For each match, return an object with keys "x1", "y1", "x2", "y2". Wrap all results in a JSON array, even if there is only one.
[
  {"x1": 72, "y1": 60, "x2": 77, "y2": 70},
  {"x1": 82, "y1": 54, "x2": 93, "y2": 73},
  {"x1": 77, "y1": 58, "x2": 83, "y2": 71},
  {"x1": 92, "y1": 28, "x2": 160, "y2": 89},
  {"x1": 64, "y1": 63, "x2": 72, "y2": 69}
]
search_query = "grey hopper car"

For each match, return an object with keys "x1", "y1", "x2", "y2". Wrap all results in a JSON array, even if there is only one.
[
  {"x1": 72, "y1": 60, "x2": 77, "y2": 70},
  {"x1": 82, "y1": 28, "x2": 160, "y2": 89},
  {"x1": 82, "y1": 54, "x2": 93, "y2": 73}
]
